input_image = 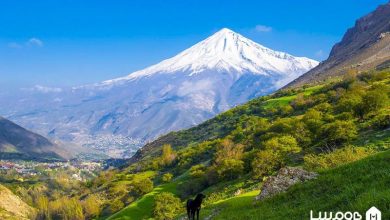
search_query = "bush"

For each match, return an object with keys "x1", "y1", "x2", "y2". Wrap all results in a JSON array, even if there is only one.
[
  {"x1": 82, "y1": 194, "x2": 102, "y2": 218},
  {"x1": 215, "y1": 159, "x2": 244, "y2": 180},
  {"x1": 108, "y1": 199, "x2": 125, "y2": 214},
  {"x1": 189, "y1": 164, "x2": 206, "y2": 178},
  {"x1": 370, "y1": 109, "x2": 390, "y2": 129},
  {"x1": 304, "y1": 146, "x2": 375, "y2": 171},
  {"x1": 320, "y1": 120, "x2": 357, "y2": 147},
  {"x1": 360, "y1": 88, "x2": 389, "y2": 116},
  {"x1": 162, "y1": 173, "x2": 173, "y2": 183},
  {"x1": 251, "y1": 150, "x2": 282, "y2": 179},
  {"x1": 153, "y1": 192, "x2": 183, "y2": 220},
  {"x1": 49, "y1": 197, "x2": 84, "y2": 220},
  {"x1": 160, "y1": 144, "x2": 176, "y2": 166},
  {"x1": 263, "y1": 135, "x2": 301, "y2": 155},
  {"x1": 132, "y1": 178, "x2": 153, "y2": 195}
]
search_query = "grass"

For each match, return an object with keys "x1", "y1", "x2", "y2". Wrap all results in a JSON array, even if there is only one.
[
  {"x1": 198, "y1": 150, "x2": 390, "y2": 220},
  {"x1": 107, "y1": 172, "x2": 189, "y2": 220},
  {"x1": 263, "y1": 85, "x2": 322, "y2": 110}
]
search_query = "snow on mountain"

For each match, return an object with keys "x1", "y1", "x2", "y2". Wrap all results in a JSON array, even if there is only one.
[
  {"x1": 103, "y1": 28, "x2": 317, "y2": 84},
  {"x1": 0, "y1": 28, "x2": 318, "y2": 158}
]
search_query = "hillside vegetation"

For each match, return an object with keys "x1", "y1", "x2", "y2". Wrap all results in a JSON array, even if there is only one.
[
  {"x1": 200, "y1": 150, "x2": 390, "y2": 219},
  {"x1": 1, "y1": 69, "x2": 388, "y2": 220},
  {"x1": 101, "y1": 69, "x2": 390, "y2": 219}
]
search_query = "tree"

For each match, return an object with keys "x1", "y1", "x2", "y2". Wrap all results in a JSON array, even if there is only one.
[
  {"x1": 214, "y1": 139, "x2": 244, "y2": 163},
  {"x1": 213, "y1": 139, "x2": 245, "y2": 180},
  {"x1": 360, "y1": 88, "x2": 389, "y2": 115},
  {"x1": 320, "y1": 120, "x2": 357, "y2": 147},
  {"x1": 162, "y1": 173, "x2": 173, "y2": 183},
  {"x1": 189, "y1": 164, "x2": 206, "y2": 178},
  {"x1": 49, "y1": 197, "x2": 84, "y2": 220},
  {"x1": 160, "y1": 144, "x2": 176, "y2": 166},
  {"x1": 83, "y1": 195, "x2": 102, "y2": 218},
  {"x1": 263, "y1": 135, "x2": 301, "y2": 155},
  {"x1": 36, "y1": 195, "x2": 49, "y2": 219},
  {"x1": 132, "y1": 177, "x2": 153, "y2": 195},
  {"x1": 215, "y1": 159, "x2": 244, "y2": 180},
  {"x1": 252, "y1": 150, "x2": 282, "y2": 179},
  {"x1": 153, "y1": 192, "x2": 183, "y2": 220}
]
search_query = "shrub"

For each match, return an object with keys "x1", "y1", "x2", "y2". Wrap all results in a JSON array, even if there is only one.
[
  {"x1": 215, "y1": 159, "x2": 244, "y2": 180},
  {"x1": 132, "y1": 178, "x2": 153, "y2": 195},
  {"x1": 320, "y1": 120, "x2": 357, "y2": 147},
  {"x1": 360, "y1": 88, "x2": 389, "y2": 116},
  {"x1": 251, "y1": 150, "x2": 282, "y2": 179},
  {"x1": 82, "y1": 194, "x2": 102, "y2": 218},
  {"x1": 370, "y1": 110, "x2": 390, "y2": 129},
  {"x1": 162, "y1": 173, "x2": 173, "y2": 183},
  {"x1": 304, "y1": 146, "x2": 375, "y2": 171},
  {"x1": 108, "y1": 199, "x2": 125, "y2": 214},
  {"x1": 160, "y1": 144, "x2": 176, "y2": 166},
  {"x1": 49, "y1": 197, "x2": 84, "y2": 220},
  {"x1": 189, "y1": 164, "x2": 206, "y2": 178},
  {"x1": 263, "y1": 135, "x2": 301, "y2": 155},
  {"x1": 153, "y1": 192, "x2": 183, "y2": 220}
]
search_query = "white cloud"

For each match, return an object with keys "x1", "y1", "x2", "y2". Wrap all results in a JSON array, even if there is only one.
[
  {"x1": 27, "y1": 38, "x2": 44, "y2": 47},
  {"x1": 28, "y1": 85, "x2": 63, "y2": 93},
  {"x1": 254, "y1": 25, "x2": 273, "y2": 33},
  {"x1": 7, "y1": 38, "x2": 44, "y2": 49}
]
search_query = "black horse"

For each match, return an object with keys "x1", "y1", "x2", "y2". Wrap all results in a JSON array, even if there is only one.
[{"x1": 186, "y1": 193, "x2": 206, "y2": 220}]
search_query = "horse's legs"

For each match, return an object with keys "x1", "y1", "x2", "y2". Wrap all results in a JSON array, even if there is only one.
[
  {"x1": 196, "y1": 208, "x2": 200, "y2": 220},
  {"x1": 191, "y1": 210, "x2": 195, "y2": 220},
  {"x1": 187, "y1": 208, "x2": 191, "y2": 220}
]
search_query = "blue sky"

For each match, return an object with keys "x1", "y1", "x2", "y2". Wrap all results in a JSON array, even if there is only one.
[{"x1": 0, "y1": 0, "x2": 387, "y2": 88}]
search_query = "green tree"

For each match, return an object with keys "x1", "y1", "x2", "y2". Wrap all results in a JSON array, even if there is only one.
[
  {"x1": 153, "y1": 192, "x2": 183, "y2": 220},
  {"x1": 215, "y1": 159, "x2": 244, "y2": 180},
  {"x1": 360, "y1": 88, "x2": 389, "y2": 115},
  {"x1": 263, "y1": 135, "x2": 301, "y2": 155},
  {"x1": 320, "y1": 120, "x2": 357, "y2": 147},
  {"x1": 132, "y1": 177, "x2": 153, "y2": 195},
  {"x1": 162, "y1": 173, "x2": 173, "y2": 183},
  {"x1": 251, "y1": 150, "x2": 282, "y2": 179},
  {"x1": 189, "y1": 164, "x2": 206, "y2": 178},
  {"x1": 82, "y1": 194, "x2": 102, "y2": 218},
  {"x1": 160, "y1": 144, "x2": 176, "y2": 166}
]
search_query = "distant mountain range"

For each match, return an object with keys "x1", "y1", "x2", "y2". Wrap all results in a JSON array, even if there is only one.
[
  {"x1": 0, "y1": 28, "x2": 317, "y2": 158},
  {"x1": 0, "y1": 117, "x2": 92, "y2": 160},
  {"x1": 287, "y1": 1, "x2": 390, "y2": 88}
]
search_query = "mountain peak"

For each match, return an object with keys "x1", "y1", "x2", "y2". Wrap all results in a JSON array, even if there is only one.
[{"x1": 103, "y1": 29, "x2": 318, "y2": 84}]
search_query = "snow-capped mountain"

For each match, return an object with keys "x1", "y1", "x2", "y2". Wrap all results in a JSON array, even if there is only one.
[
  {"x1": 103, "y1": 28, "x2": 316, "y2": 86},
  {"x1": 0, "y1": 28, "x2": 318, "y2": 158}
]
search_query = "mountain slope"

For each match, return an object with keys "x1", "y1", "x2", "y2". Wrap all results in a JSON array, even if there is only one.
[
  {"x1": 202, "y1": 150, "x2": 390, "y2": 220},
  {"x1": 0, "y1": 28, "x2": 317, "y2": 158},
  {"x1": 0, "y1": 184, "x2": 36, "y2": 220},
  {"x1": 0, "y1": 116, "x2": 73, "y2": 160},
  {"x1": 287, "y1": 1, "x2": 390, "y2": 88}
]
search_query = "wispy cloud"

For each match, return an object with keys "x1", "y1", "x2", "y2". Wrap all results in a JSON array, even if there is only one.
[
  {"x1": 27, "y1": 38, "x2": 44, "y2": 47},
  {"x1": 254, "y1": 24, "x2": 273, "y2": 33},
  {"x1": 23, "y1": 85, "x2": 63, "y2": 93},
  {"x1": 7, "y1": 37, "x2": 44, "y2": 49}
]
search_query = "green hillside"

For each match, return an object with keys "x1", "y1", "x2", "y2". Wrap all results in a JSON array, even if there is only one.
[
  {"x1": 201, "y1": 150, "x2": 390, "y2": 219},
  {"x1": 101, "y1": 69, "x2": 389, "y2": 219}
]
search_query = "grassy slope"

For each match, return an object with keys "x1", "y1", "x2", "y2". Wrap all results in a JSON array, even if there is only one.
[
  {"x1": 108, "y1": 172, "x2": 189, "y2": 220},
  {"x1": 198, "y1": 150, "x2": 390, "y2": 220}
]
